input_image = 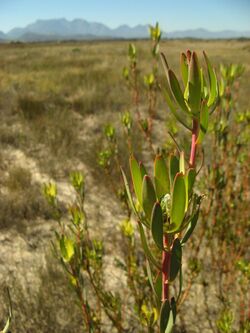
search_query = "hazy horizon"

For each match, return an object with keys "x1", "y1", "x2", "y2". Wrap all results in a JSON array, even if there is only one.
[
  {"x1": 0, "y1": 0, "x2": 249, "y2": 33},
  {"x1": 1, "y1": 17, "x2": 250, "y2": 35}
]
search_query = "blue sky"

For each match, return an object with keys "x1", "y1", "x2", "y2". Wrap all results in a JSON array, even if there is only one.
[{"x1": 0, "y1": 0, "x2": 249, "y2": 33}]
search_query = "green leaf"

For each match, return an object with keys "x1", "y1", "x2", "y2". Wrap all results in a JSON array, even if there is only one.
[
  {"x1": 160, "y1": 300, "x2": 174, "y2": 333},
  {"x1": 146, "y1": 261, "x2": 161, "y2": 305},
  {"x1": 180, "y1": 52, "x2": 188, "y2": 87},
  {"x1": 170, "y1": 238, "x2": 182, "y2": 281},
  {"x1": 219, "y1": 78, "x2": 225, "y2": 97},
  {"x1": 140, "y1": 161, "x2": 147, "y2": 179},
  {"x1": 59, "y1": 237, "x2": 67, "y2": 259},
  {"x1": 184, "y1": 168, "x2": 196, "y2": 210},
  {"x1": 64, "y1": 238, "x2": 74, "y2": 262},
  {"x1": 168, "y1": 69, "x2": 189, "y2": 114},
  {"x1": 187, "y1": 168, "x2": 196, "y2": 197},
  {"x1": 163, "y1": 89, "x2": 192, "y2": 131},
  {"x1": 196, "y1": 102, "x2": 209, "y2": 144},
  {"x1": 142, "y1": 175, "x2": 157, "y2": 221},
  {"x1": 122, "y1": 66, "x2": 129, "y2": 80},
  {"x1": 104, "y1": 124, "x2": 116, "y2": 141},
  {"x1": 1, "y1": 317, "x2": 11, "y2": 333},
  {"x1": 181, "y1": 209, "x2": 199, "y2": 245},
  {"x1": 154, "y1": 155, "x2": 169, "y2": 199},
  {"x1": 171, "y1": 297, "x2": 177, "y2": 322},
  {"x1": 187, "y1": 52, "x2": 201, "y2": 114},
  {"x1": 177, "y1": 266, "x2": 183, "y2": 303},
  {"x1": 160, "y1": 52, "x2": 170, "y2": 80},
  {"x1": 169, "y1": 154, "x2": 179, "y2": 190},
  {"x1": 151, "y1": 202, "x2": 164, "y2": 250},
  {"x1": 1, "y1": 287, "x2": 11, "y2": 333},
  {"x1": 121, "y1": 168, "x2": 139, "y2": 218},
  {"x1": 179, "y1": 151, "x2": 185, "y2": 175},
  {"x1": 130, "y1": 155, "x2": 143, "y2": 206},
  {"x1": 165, "y1": 312, "x2": 174, "y2": 333},
  {"x1": 203, "y1": 51, "x2": 218, "y2": 107},
  {"x1": 152, "y1": 43, "x2": 160, "y2": 56},
  {"x1": 138, "y1": 223, "x2": 161, "y2": 269},
  {"x1": 154, "y1": 272, "x2": 162, "y2": 304},
  {"x1": 129, "y1": 43, "x2": 136, "y2": 59},
  {"x1": 146, "y1": 260, "x2": 155, "y2": 294},
  {"x1": 60, "y1": 236, "x2": 74, "y2": 262},
  {"x1": 169, "y1": 173, "x2": 186, "y2": 233},
  {"x1": 160, "y1": 300, "x2": 170, "y2": 333},
  {"x1": 200, "y1": 68, "x2": 208, "y2": 99}
]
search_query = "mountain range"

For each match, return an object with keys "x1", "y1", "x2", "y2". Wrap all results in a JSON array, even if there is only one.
[{"x1": 0, "y1": 18, "x2": 250, "y2": 42}]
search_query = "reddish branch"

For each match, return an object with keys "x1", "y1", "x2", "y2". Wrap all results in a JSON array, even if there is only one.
[
  {"x1": 189, "y1": 118, "x2": 199, "y2": 168},
  {"x1": 162, "y1": 118, "x2": 199, "y2": 303}
]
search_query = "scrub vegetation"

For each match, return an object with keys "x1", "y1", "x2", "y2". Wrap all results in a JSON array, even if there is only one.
[{"x1": 0, "y1": 28, "x2": 249, "y2": 332}]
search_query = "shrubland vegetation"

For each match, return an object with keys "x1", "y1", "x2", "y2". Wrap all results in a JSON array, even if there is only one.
[{"x1": 0, "y1": 27, "x2": 249, "y2": 332}]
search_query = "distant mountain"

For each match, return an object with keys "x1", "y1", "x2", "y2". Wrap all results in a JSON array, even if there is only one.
[
  {"x1": 1, "y1": 19, "x2": 250, "y2": 41},
  {"x1": 6, "y1": 18, "x2": 149, "y2": 40},
  {"x1": 0, "y1": 30, "x2": 6, "y2": 39},
  {"x1": 166, "y1": 28, "x2": 250, "y2": 39},
  {"x1": 7, "y1": 18, "x2": 110, "y2": 38},
  {"x1": 112, "y1": 24, "x2": 149, "y2": 38},
  {"x1": 0, "y1": 31, "x2": 6, "y2": 42}
]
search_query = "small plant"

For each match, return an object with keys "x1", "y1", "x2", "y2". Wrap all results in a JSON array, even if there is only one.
[
  {"x1": 122, "y1": 49, "x2": 219, "y2": 331},
  {"x1": 122, "y1": 23, "x2": 162, "y2": 155},
  {"x1": 43, "y1": 173, "x2": 127, "y2": 332},
  {"x1": 196, "y1": 62, "x2": 250, "y2": 326},
  {"x1": 216, "y1": 309, "x2": 234, "y2": 333}
]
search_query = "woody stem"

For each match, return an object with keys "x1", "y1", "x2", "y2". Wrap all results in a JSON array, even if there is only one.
[{"x1": 189, "y1": 118, "x2": 199, "y2": 168}]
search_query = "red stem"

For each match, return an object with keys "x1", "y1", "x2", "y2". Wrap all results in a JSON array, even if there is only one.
[
  {"x1": 189, "y1": 118, "x2": 199, "y2": 168},
  {"x1": 162, "y1": 118, "x2": 199, "y2": 303}
]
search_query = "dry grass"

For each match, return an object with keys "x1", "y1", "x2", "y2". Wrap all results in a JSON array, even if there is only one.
[
  {"x1": 0, "y1": 166, "x2": 52, "y2": 230},
  {"x1": 0, "y1": 253, "x2": 83, "y2": 333},
  {"x1": 1, "y1": 40, "x2": 249, "y2": 176}
]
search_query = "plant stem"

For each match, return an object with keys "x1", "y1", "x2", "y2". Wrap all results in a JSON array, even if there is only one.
[
  {"x1": 86, "y1": 267, "x2": 126, "y2": 333},
  {"x1": 162, "y1": 118, "x2": 199, "y2": 303},
  {"x1": 189, "y1": 118, "x2": 199, "y2": 168},
  {"x1": 162, "y1": 235, "x2": 170, "y2": 302},
  {"x1": 76, "y1": 279, "x2": 92, "y2": 332}
]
